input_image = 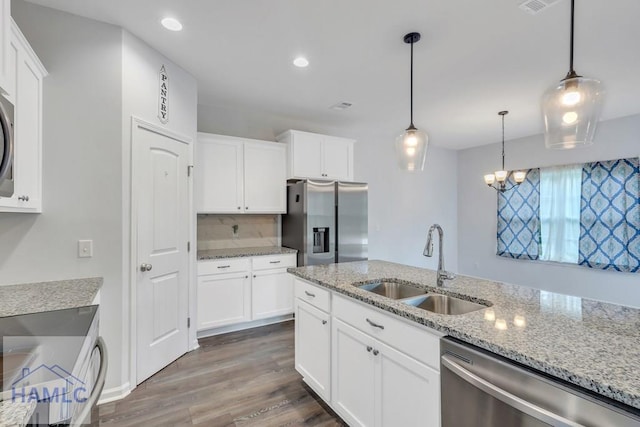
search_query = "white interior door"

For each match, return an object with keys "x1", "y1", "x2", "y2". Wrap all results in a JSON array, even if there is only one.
[{"x1": 134, "y1": 121, "x2": 190, "y2": 384}]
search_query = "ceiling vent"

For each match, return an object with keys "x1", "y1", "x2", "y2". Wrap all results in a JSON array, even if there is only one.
[
  {"x1": 518, "y1": 0, "x2": 559, "y2": 14},
  {"x1": 330, "y1": 102, "x2": 353, "y2": 111}
]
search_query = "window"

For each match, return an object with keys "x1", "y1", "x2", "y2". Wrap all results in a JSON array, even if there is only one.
[{"x1": 497, "y1": 157, "x2": 640, "y2": 273}]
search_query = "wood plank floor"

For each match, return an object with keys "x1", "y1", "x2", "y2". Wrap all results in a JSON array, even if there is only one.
[{"x1": 98, "y1": 321, "x2": 346, "y2": 426}]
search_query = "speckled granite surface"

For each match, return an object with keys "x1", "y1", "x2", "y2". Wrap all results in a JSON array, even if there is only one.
[
  {"x1": 198, "y1": 246, "x2": 297, "y2": 260},
  {"x1": 0, "y1": 278, "x2": 102, "y2": 317},
  {"x1": 288, "y1": 260, "x2": 640, "y2": 411}
]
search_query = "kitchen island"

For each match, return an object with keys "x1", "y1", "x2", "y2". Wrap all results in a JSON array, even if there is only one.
[{"x1": 288, "y1": 260, "x2": 640, "y2": 413}]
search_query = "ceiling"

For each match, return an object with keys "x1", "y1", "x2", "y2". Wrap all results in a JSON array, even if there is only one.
[{"x1": 22, "y1": 0, "x2": 640, "y2": 149}]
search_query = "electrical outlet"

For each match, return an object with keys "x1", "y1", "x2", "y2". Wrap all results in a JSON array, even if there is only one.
[
  {"x1": 232, "y1": 224, "x2": 239, "y2": 238},
  {"x1": 78, "y1": 240, "x2": 93, "y2": 258}
]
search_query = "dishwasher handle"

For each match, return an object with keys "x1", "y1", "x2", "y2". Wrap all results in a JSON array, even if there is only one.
[{"x1": 441, "y1": 355, "x2": 584, "y2": 427}]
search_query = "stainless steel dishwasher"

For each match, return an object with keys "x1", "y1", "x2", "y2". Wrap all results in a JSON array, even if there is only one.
[{"x1": 440, "y1": 337, "x2": 640, "y2": 427}]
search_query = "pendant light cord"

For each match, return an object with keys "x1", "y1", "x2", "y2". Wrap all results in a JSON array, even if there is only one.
[
  {"x1": 569, "y1": 0, "x2": 575, "y2": 74},
  {"x1": 409, "y1": 39, "x2": 414, "y2": 128},
  {"x1": 501, "y1": 113, "x2": 505, "y2": 171}
]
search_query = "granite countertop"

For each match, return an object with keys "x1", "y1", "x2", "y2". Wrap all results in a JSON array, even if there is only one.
[
  {"x1": 198, "y1": 246, "x2": 297, "y2": 260},
  {"x1": 0, "y1": 278, "x2": 102, "y2": 317},
  {"x1": 288, "y1": 260, "x2": 640, "y2": 411}
]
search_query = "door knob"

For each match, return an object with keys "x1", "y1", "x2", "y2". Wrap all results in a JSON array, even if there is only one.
[{"x1": 140, "y1": 263, "x2": 153, "y2": 272}]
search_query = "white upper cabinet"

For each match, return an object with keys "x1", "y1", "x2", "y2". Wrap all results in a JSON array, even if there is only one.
[
  {"x1": 195, "y1": 132, "x2": 286, "y2": 214},
  {"x1": 277, "y1": 130, "x2": 355, "y2": 181},
  {"x1": 0, "y1": 0, "x2": 11, "y2": 95},
  {"x1": 0, "y1": 19, "x2": 47, "y2": 213},
  {"x1": 243, "y1": 141, "x2": 286, "y2": 213}
]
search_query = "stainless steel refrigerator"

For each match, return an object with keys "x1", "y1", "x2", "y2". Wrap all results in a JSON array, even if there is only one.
[{"x1": 282, "y1": 180, "x2": 368, "y2": 266}]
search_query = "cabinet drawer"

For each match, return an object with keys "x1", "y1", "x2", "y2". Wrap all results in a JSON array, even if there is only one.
[
  {"x1": 333, "y1": 294, "x2": 442, "y2": 370},
  {"x1": 198, "y1": 258, "x2": 251, "y2": 276},
  {"x1": 294, "y1": 278, "x2": 330, "y2": 312},
  {"x1": 252, "y1": 254, "x2": 296, "y2": 271}
]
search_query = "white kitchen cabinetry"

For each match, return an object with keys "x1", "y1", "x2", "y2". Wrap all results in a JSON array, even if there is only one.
[
  {"x1": 0, "y1": 20, "x2": 47, "y2": 213},
  {"x1": 292, "y1": 276, "x2": 442, "y2": 427},
  {"x1": 0, "y1": 0, "x2": 10, "y2": 94},
  {"x1": 294, "y1": 281, "x2": 331, "y2": 400},
  {"x1": 195, "y1": 133, "x2": 286, "y2": 214},
  {"x1": 197, "y1": 258, "x2": 251, "y2": 330},
  {"x1": 277, "y1": 130, "x2": 355, "y2": 181},
  {"x1": 251, "y1": 255, "x2": 295, "y2": 319},
  {"x1": 197, "y1": 254, "x2": 296, "y2": 334},
  {"x1": 332, "y1": 294, "x2": 441, "y2": 427}
]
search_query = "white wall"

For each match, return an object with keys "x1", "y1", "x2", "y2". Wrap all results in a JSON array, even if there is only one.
[
  {"x1": 457, "y1": 113, "x2": 640, "y2": 307},
  {"x1": 197, "y1": 105, "x2": 459, "y2": 272},
  {"x1": 9, "y1": 0, "x2": 125, "y2": 390}
]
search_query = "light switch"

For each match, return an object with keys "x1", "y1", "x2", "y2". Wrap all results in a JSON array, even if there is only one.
[{"x1": 78, "y1": 240, "x2": 93, "y2": 258}]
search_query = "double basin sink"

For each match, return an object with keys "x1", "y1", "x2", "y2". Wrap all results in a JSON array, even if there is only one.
[{"x1": 358, "y1": 280, "x2": 489, "y2": 315}]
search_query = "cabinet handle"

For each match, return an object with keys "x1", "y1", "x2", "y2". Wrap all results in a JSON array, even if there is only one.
[
  {"x1": 269, "y1": 260, "x2": 281, "y2": 264},
  {"x1": 245, "y1": 206, "x2": 249, "y2": 210},
  {"x1": 366, "y1": 318, "x2": 384, "y2": 330},
  {"x1": 245, "y1": 275, "x2": 249, "y2": 279},
  {"x1": 322, "y1": 320, "x2": 327, "y2": 325},
  {"x1": 237, "y1": 206, "x2": 241, "y2": 210},
  {"x1": 373, "y1": 349, "x2": 379, "y2": 356},
  {"x1": 366, "y1": 346, "x2": 372, "y2": 352},
  {"x1": 253, "y1": 275, "x2": 256, "y2": 278},
  {"x1": 217, "y1": 265, "x2": 231, "y2": 269},
  {"x1": 305, "y1": 291, "x2": 316, "y2": 297},
  {"x1": 18, "y1": 195, "x2": 29, "y2": 202}
]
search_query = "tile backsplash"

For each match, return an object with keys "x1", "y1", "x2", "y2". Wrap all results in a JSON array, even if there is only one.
[{"x1": 197, "y1": 214, "x2": 279, "y2": 250}]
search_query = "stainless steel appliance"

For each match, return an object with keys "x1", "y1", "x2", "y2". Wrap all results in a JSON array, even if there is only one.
[
  {"x1": 441, "y1": 337, "x2": 640, "y2": 427},
  {"x1": 282, "y1": 180, "x2": 368, "y2": 266},
  {"x1": 0, "y1": 93, "x2": 14, "y2": 198}
]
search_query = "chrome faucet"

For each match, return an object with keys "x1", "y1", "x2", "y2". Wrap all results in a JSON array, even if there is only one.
[{"x1": 423, "y1": 224, "x2": 455, "y2": 287}]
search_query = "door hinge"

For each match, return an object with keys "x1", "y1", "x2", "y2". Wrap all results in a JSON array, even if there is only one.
[
  {"x1": 187, "y1": 317, "x2": 191, "y2": 328},
  {"x1": 187, "y1": 241, "x2": 191, "y2": 252},
  {"x1": 187, "y1": 165, "x2": 194, "y2": 177}
]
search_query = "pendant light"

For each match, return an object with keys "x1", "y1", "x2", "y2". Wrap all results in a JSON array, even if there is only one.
[
  {"x1": 483, "y1": 111, "x2": 526, "y2": 192},
  {"x1": 542, "y1": 0, "x2": 603, "y2": 149},
  {"x1": 395, "y1": 32, "x2": 428, "y2": 172}
]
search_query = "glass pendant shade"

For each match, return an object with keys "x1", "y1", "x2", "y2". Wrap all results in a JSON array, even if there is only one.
[
  {"x1": 395, "y1": 127, "x2": 428, "y2": 171},
  {"x1": 542, "y1": 76, "x2": 604, "y2": 149}
]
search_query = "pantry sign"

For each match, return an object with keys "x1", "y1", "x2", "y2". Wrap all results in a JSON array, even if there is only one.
[{"x1": 158, "y1": 65, "x2": 169, "y2": 124}]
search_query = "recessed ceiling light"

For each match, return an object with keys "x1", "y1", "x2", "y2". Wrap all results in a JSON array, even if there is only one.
[
  {"x1": 293, "y1": 57, "x2": 309, "y2": 68},
  {"x1": 161, "y1": 17, "x2": 183, "y2": 32}
]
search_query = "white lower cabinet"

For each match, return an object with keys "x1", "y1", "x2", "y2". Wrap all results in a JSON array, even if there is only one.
[
  {"x1": 292, "y1": 276, "x2": 443, "y2": 427},
  {"x1": 197, "y1": 254, "x2": 296, "y2": 334},
  {"x1": 252, "y1": 268, "x2": 294, "y2": 319},
  {"x1": 197, "y1": 271, "x2": 251, "y2": 330},
  {"x1": 295, "y1": 299, "x2": 331, "y2": 400},
  {"x1": 332, "y1": 319, "x2": 376, "y2": 427}
]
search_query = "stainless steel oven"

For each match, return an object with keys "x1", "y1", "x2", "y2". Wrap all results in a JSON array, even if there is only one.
[
  {"x1": 0, "y1": 92, "x2": 14, "y2": 198},
  {"x1": 441, "y1": 337, "x2": 640, "y2": 427}
]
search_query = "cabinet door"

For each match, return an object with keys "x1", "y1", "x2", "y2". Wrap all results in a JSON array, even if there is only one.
[
  {"x1": 322, "y1": 136, "x2": 353, "y2": 181},
  {"x1": 251, "y1": 269, "x2": 293, "y2": 319},
  {"x1": 290, "y1": 131, "x2": 323, "y2": 179},
  {"x1": 0, "y1": 23, "x2": 46, "y2": 213},
  {"x1": 197, "y1": 272, "x2": 250, "y2": 330},
  {"x1": 332, "y1": 319, "x2": 376, "y2": 427},
  {"x1": 376, "y1": 341, "x2": 440, "y2": 427},
  {"x1": 195, "y1": 136, "x2": 243, "y2": 213},
  {"x1": 243, "y1": 141, "x2": 286, "y2": 213},
  {"x1": 295, "y1": 299, "x2": 330, "y2": 400}
]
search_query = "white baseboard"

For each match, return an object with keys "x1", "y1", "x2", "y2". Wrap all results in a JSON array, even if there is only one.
[
  {"x1": 98, "y1": 381, "x2": 131, "y2": 405},
  {"x1": 197, "y1": 315, "x2": 293, "y2": 339}
]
